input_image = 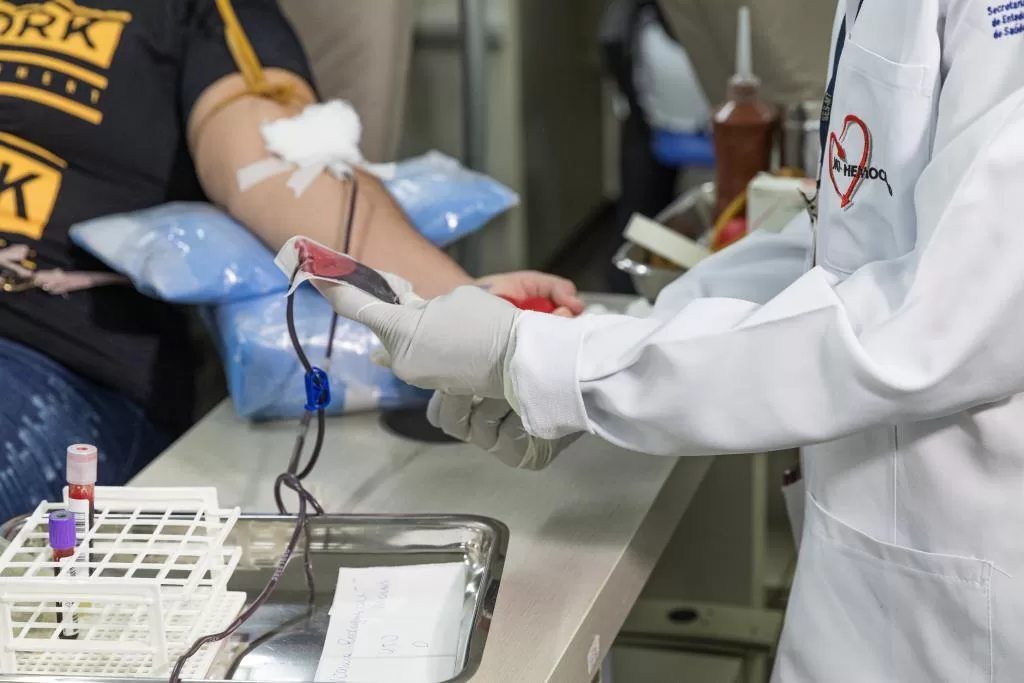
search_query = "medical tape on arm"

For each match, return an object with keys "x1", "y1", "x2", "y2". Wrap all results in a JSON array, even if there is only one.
[{"x1": 209, "y1": 0, "x2": 394, "y2": 197}]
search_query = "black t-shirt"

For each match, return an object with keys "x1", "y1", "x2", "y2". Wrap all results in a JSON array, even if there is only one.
[{"x1": 0, "y1": 0, "x2": 312, "y2": 436}]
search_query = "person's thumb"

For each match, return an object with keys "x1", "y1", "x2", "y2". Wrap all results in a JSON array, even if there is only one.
[
  {"x1": 314, "y1": 273, "x2": 427, "y2": 371},
  {"x1": 381, "y1": 272, "x2": 425, "y2": 306},
  {"x1": 315, "y1": 280, "x2": 399, "y2": 327}
]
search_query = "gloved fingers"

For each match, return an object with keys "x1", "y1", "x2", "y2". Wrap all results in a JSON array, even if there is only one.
[
  {"x1": 317, "y1": 280, "x2": 425, "y2": 372},
  {"x1": 379, "y1": 271, "x2": 426, "y2": 306},
  {"x1": 467, "y1": 398, "x2": 515, "y2": 451},
  {"x1": 315, "y1": 280, "x2": 394, "y2": 325},
  {"x1": 513, "y1": 436, "x2": 558, "y2": 471},
  {"x1": 490, "y1": 416, "x2": 534, "y2": 469},
  {"x1": 492, "y1": 420, "x2": 582, "y2": 471},
  {"x1": 426, "y1": 390, "x2": 444, "y2": 429},
  {"x1": 427, "y1": 386, "x2": 581, "y2": 471},
  {"x1": 426, "y1": 392, "x2": 475, "y2": 441},
  {"x1": 428, "y1": 393, "x2": 523, "y2": 462},
  {"x1": 426, "y1": 393, "x2": 512, "y2": 451}
]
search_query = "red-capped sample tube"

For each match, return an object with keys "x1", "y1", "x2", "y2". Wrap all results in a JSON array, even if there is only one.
[{"x1": 66, "y1": 444, "x2": 96, "y2": 542}]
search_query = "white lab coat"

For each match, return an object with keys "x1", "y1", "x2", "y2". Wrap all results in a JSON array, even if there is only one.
[{"x1": 507, "y1": 0, "x2": 1024, "y2": 680}]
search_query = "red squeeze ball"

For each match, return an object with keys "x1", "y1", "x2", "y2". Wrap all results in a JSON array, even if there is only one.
[{"x1": 498, "y1": 295, "x2": 558, "y2": 314}]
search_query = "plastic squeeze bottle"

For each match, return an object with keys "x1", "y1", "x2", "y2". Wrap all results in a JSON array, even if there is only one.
[{"x1": 711, "y1": 6, "x2": 776, "y2": 219}]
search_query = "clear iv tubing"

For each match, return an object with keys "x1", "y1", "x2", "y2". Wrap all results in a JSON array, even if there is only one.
[{"x1": 168, "y1": 176, "x2": 359, "y2": 683}]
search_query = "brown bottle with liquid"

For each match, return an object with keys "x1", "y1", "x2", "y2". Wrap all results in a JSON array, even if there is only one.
[{"x1": 712, "y1": 7, "x2": 776, "y2": 219}]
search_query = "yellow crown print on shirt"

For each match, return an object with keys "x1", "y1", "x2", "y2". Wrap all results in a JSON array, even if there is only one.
[
  {"x1": 0, "y1": 132, "x2": 64, "y2": 240},
  {"x1": 0, "y1": 0, "x2": 132, "y2": 124}
]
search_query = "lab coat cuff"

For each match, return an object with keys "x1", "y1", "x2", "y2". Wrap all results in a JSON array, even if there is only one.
[{"x1": 507, "y1": 311, "x2": 589, "y2": 439}]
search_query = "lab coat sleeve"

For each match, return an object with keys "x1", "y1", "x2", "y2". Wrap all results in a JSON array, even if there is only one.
[
  {"x1": 650, "y1": 213, "x2": 813, "y2": 320},
  {"x1": 508, "y1": 17, "x2": 1024, "y2": 456}
]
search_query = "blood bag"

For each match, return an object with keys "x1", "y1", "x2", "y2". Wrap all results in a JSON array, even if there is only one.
[{"x1": 275, "y1": 236, "x2": 400, "y2": 304}]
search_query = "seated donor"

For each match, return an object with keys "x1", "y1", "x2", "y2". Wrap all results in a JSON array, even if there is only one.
[{"x1": 0, "y1": 0, "x2": 582, "y2": 520}]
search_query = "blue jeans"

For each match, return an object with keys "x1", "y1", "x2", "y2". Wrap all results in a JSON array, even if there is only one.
[{"x1": 0, "y1": 339, "x2": 171, "y2": 523}]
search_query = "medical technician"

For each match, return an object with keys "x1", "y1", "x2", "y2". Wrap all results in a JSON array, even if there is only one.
[{"x1": 318, "y1": 0, "x2": 1024, "y2": 680}]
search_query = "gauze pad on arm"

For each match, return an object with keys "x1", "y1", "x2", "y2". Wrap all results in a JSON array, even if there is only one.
[{"x1": 237, "y1": 100, "x2": 394, "y2": 197}]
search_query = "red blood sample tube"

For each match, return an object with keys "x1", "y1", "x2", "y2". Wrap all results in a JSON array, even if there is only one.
[
  {"x1": 66, "y1": 445, "x2": 96, "y2": 542},
  {"x1": 48, "y1": 510, "x2": 80, "y2": 640},
  {"x1": 66, "y1": 445, "x2": 96, "y2": 578}
]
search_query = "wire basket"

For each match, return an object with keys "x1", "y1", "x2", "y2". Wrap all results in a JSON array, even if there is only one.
[{"x1": 0, "y1": 487, "x2": 246, "y2": 679}]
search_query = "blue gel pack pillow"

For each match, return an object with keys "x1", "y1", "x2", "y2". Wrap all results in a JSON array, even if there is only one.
[
  {"x1": 386, "y1": 151, "x2": 519, "y2": 247},
  {"x1": 70, "y1": 202, "x2": 288, "y2": 304},
  {"x1": 205, "y1": 286, "x2": 431, "y2": 420},
  {"x1": 69, "y1": 152, "x2": 519, "y2": 304}
]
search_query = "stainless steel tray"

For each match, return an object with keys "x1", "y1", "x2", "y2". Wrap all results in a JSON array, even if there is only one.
[
  {"x1": 614, "y1": 182, "x2": 715, "y2": 302},
  {"x1": 0, "y1": 514, "x2": 508, "y2": 683}
]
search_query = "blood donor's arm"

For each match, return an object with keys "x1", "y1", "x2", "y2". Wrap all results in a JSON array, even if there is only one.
[{"x1": 187, "y1": 70, "x2": 474, "y2": 298}]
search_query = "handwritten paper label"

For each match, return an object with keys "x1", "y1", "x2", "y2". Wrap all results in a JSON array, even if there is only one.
[{"x1": 314, "y1": 563, "x2": 467, "y2": 683}]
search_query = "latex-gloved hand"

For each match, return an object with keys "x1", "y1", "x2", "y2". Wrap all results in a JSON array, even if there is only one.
[
  {"x1": 317, "y1": 273, "x2": 521, "y2": 398},
  {"x1": 427, "y1": 392, "x2": 582, "y2": 470}
]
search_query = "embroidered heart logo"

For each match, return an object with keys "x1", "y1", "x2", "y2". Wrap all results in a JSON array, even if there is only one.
[{"x1": 828, "y1": 114, "x2": 872, "y2": 209}]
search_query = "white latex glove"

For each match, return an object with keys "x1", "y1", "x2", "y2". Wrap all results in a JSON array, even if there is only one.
[
  {"x1": 427, "y1": 391, "x2": 582, "y2": 470},
  {"x1": 317, "y1": 274, "x2": 521, "y2": 398}
]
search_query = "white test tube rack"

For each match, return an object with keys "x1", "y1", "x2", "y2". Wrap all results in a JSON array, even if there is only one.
[{"x1": 0, "y1": 487, "x2": 246, "y2": 679}]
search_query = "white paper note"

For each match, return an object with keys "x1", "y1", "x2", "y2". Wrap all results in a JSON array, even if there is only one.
[{"x1": 314, "y1": 563, "x2": 467, "y2": 683}]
